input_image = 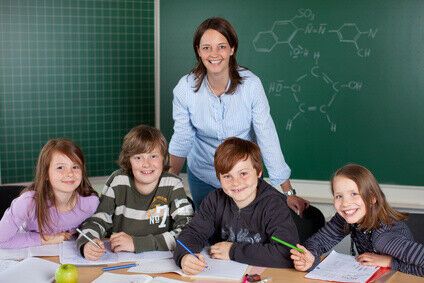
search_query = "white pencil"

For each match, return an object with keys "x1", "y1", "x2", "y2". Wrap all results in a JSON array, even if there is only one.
[{"x1": 76, "y1": 228, "x2": 103, "y2": 249}]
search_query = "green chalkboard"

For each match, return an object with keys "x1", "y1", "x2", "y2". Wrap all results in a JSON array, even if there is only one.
[
  {"x1": 0, "y1": 0, "x2": 155, "y2": 183},
  {"x1": 160, "y1": 0, "x2": 424, "y2": 186}
]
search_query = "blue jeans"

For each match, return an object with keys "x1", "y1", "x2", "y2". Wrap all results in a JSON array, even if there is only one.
[{"x1": 187, "y1": 168, "x2": 218, "y2": 210}]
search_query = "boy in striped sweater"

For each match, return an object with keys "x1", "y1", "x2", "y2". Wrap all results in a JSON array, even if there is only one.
[{"x1": 77, "y1": 125, "x2": 194, "y2": 260}]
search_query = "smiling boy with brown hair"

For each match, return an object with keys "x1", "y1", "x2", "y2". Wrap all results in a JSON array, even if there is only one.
[
  {"x1": 77, "y1": 125, "x2": 194, "y2": 260},
  {"x1": 174, "y1": 137, "x2": 298, "y2": 274}
]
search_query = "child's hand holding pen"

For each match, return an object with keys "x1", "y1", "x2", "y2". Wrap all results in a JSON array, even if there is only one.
[
  {"x1": 176, "y1": 239, "x2": 208, "y2": 275},
  {"x1": 289, "y1": 244, "x2": 315, "y2": 271},
  {"x1": 83, "y1": 238, "x2": 106, "y2": 261},
  {"x1": 181, "y1": 253, "x2": 207, "y2": 275},
  {"x1": 77, "y1": 228, "x2": 107, "y2": 261}
]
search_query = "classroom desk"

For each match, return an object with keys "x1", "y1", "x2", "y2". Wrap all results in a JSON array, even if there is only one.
[{"x1": 42, "y1": 256, "x2": 423, "y2": 283}]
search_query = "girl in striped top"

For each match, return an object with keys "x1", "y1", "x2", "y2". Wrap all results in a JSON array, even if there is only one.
[{"x1": 290, "y1": 164, "x2": 423, "y2": 276}]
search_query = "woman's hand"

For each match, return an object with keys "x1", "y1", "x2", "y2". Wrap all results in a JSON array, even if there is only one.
[
  {"x1": 41, "y1": 231, "x2": 73, "y2": 245},
  {"x1": 181, "y1": 254, "x2": 207, "y2": 275},
  {"x1": 110, "y1": 232, "x2": 135, "y2": 252},
  {"x1": 290, "y1": 244, "x2": 315, "y2": 271},
  {"x1": 82, "y1": 239, "x2": 106, "y2": 261},
  {"x1": 287, "y1": 196, "x2": 310, "y2": 216},
  {"x1": 210, "y1": 241, "x2": 233, "y2": 260},
  {"x1": 357, "y1": 252, "x2": 392, "y2": 268}
]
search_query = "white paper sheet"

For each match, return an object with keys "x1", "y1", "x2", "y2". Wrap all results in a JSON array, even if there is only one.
[
  {"x1": 92, "y1": 272, "x2": 154, "y2": 283},
  {"x1": 129, "y1": 250, "x2": 247, "y2": 280},
  {"x1": 92, "y1": 273, "x2": 185, "y2": 283},
  {"x1": 60, "y1": 240, "x2": 173, "y2": 266},
  {"x1": 0, "y1": 248, "x2": 28, "y2": 260},
  {"x1": 181, "y1": 250, "x2": 248, "y2": 280},
  {"x1": 60, "y1": 240, "x2": 119, "y2": 265},
  {"x1": 117, "y1": 250, "x2": 173, "y2": 262},
  {"x1": 0, "y1": 243, "x2": 60, "y2": 260},
  {"x1": 0, "y1": 259, "x2": 19, "y2": 273},
  {"x1": 28, "y1": 243, "x2": 61, "y2": 256},
  {"x1": 0, "y1": 257, "x2": 59, "y2": 283},
  {"x1": 305, "y1": 250, "x2": 379, "y2": 283},
  {"x1": 128, "y1": 258, "x2": 180, "y2": 274}
]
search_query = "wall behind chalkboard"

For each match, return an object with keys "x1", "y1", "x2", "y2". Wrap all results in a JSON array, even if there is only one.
[
  {"x1": 0, "y1": 0, "x2": 155, "y2": 183},
  {"x1": 160, "y1": 0, "x2": 424, "y2": 186}
]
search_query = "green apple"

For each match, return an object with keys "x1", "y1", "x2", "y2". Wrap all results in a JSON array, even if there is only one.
[{"x1": 55, "y1": 264, "x2": 78, "y2": 283}]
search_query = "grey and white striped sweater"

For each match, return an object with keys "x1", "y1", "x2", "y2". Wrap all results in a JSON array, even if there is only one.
[{"x1": 76, "y1": 169, "x2": 194, "y2": 253}]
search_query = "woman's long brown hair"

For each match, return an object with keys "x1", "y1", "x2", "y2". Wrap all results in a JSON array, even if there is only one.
[
  {"x1": 191, "y1": 17, "x2": 245, "y2": 94},
  {"x1": 23, "y1": 139, "x2": 96, "y2": 238}
]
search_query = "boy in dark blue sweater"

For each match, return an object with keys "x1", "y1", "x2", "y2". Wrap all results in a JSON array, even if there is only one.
[{"x1": 174, "y1": 137, "x2": 298, "y2": 275}]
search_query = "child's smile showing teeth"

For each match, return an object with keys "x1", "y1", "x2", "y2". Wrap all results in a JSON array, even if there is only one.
[
  {"x1": 130, "y1": 147, "x2": 164, "y2": 195},
  {"x1": 342, "y1": 208, "x2": 359, "y2": 217},
  {"x1": 333, "y1": 176, "x2": 367, "y2": 224}
]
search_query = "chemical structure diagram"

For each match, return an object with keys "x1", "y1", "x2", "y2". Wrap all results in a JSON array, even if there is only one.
[
  {"x1": 268, "y1": 52, "x2": 363, "y2": 132},
  {"x1": 253, "y1": 8, "x2": 376, "y2": 132},
  {"x1": 252, "y1": 8, "x2": 378, "y2": 58}
]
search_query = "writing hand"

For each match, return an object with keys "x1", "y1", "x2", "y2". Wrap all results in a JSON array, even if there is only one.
[
  {"x1": 83, "y1": 239, "x2": 106, "y2": 261},
  {"x1": 181, "y1": 253, "x2": 207, "y2": 275}
]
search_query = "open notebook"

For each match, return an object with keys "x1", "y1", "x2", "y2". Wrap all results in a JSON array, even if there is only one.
[
  {"x1": 60, "y1": 240, "x2": 173, "y2": 265},
  {"x1": 128, "y1": 250, "x2": 248, "y2": 281},
  {"x1": 305, "y1": 250, "x2": 391, "y2": 283},
  {"x1": 0, "y1": 257, "x2": 59, "y2": 283},
  {"x1": 0, "y1": 243, "x2": 60, "y2": 260},
  {"x1": 92, "y1": 273, "x2": 185, "y2": 283}
]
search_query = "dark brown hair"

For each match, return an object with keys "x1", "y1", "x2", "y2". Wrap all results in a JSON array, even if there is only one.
[
  {"x1": 118, "y1": 124, "x2": 170, "y2": 174},
  {"x1": 192, "y1": 17, "x2": 244, "y2": 94},
  {"x1": 331, "y1": 164, "x2": 407, "y2": 231},
  {"x1": 214, "y1": 137, "x2": 262, "y2": 179},
  {"x1": 24, "y1": 138, "x2": 96, "y2": 238}
]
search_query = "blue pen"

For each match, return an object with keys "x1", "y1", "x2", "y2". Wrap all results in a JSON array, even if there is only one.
[
  {"x1": 102, "y1": 263, "x2": 137, "y2": 271},
  {"x1": 176, "y1": 239, "x2": 199, "y2": 258},
  {"x1": 176, "y1": 239, "x2": 209, "y2": 266}
]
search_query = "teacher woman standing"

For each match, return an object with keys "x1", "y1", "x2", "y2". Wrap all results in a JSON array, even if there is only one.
[{"x1": 169, "y1": 17, "x2": 309, "y2": 213}]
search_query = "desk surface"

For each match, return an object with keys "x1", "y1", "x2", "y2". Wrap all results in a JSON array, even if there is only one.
[{"x1": 43, "y1": 257, "x2": 423, "y2": 283}]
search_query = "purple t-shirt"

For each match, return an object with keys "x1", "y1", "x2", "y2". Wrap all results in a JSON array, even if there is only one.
[{"x1": 0, "y1": 191, "x2": 99, "y2": 248}]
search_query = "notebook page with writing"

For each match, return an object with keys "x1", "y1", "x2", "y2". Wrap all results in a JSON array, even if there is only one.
[
  {"x1": 174, "y1": 250, "x2": 248, "y2": 280},
  {"x1": 128, "y1": 258, "x2": 180, "y2": 274},
  {"x1": 92, "y1": 273, "x2": 153, "y2": 283},
  {"x1": 117, "y1": 250, "x2": 173, "y2": 262},
  {"x1": 60, "y1": 240, "x2": 173, "y2": 266},
  {"x1": 0, "y1": 259, "x2": 19, "y2": 273},
  {"x1": 129, "y1": 251, "x2": 248, "y2": 280},
  {"x1": 92, "y1": 273, "x2": 186, "y2": 283},
  {"x1": 60, "y1": 240, "x2": 119, "y2": 265},
  {"x1": 0, "y1": 244, "x2": 60, "y2": 260},
  {"x1": 0, "y1": 257, "x2": 59, "y2": 283},
  {"x1": 305, "y1": 250, "x2": 380, "y2": 283},
  {"x1": 0, "y1": 247, "x2": 28, "y2": 260}
]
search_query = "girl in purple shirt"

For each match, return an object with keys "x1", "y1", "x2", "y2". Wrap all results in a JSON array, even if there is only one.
[{"x1": 0, "y1": 139, "x2": 99, "y2": 248}]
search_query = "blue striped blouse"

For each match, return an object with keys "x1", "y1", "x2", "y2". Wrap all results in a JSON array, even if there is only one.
[{"x1": 169, "y1": 69, "x2": 291, "y2": 188}]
